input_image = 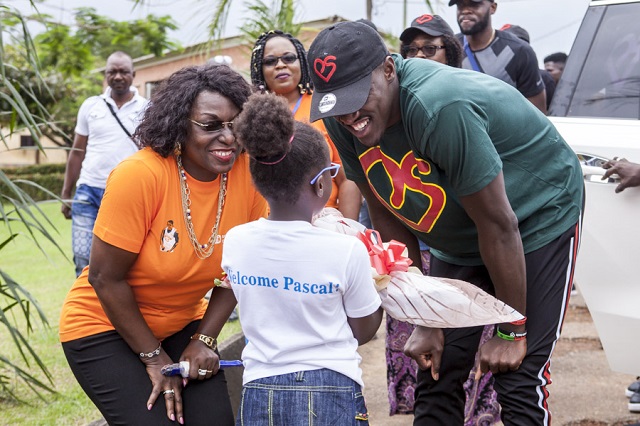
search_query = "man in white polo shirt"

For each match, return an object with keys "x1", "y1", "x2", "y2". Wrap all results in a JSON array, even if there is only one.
[{"x1": 61, "y1": 51, "x2": 148, "y2": 276}]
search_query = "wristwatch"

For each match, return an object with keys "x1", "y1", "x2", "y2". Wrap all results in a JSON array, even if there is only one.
[{"x1": 191, "y1": 333, "x2": 217, "y2": 350}]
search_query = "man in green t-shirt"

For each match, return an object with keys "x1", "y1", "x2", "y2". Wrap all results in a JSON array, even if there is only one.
[{"x1": 308, "y1": 21, "x2": 583, "y2": 425}]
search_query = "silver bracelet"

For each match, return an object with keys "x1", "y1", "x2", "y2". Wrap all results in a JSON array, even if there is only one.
[{"x1": 139, "y1": 342, "x2": 162, "y2": 359}]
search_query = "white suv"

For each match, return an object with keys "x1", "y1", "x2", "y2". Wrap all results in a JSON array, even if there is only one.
[{"x1": 548, "y1": 0, "x2": 640, "y2": 376}]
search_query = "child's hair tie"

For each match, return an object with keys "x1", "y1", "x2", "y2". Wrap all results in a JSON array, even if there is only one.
[{"x1": 254, "y1": 133, "x2": 294, "y2": 165}]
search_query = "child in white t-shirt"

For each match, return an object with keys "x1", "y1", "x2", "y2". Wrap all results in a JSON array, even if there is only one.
[{"x1": 223, "y1": 93, "x2": 383, "y2": 425}]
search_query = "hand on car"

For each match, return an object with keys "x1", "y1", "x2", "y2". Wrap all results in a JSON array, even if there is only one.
[{"x1": 602, "y1": 158, "x2": 640, "y2": 193}]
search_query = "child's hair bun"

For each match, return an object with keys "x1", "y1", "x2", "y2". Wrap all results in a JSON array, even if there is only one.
[{"x1": 234, "y1": 92, "x2": 294, "y2": 162}]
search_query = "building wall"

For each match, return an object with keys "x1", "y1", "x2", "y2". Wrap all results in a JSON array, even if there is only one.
[
  {"x1": 1, "y1": 17, "x2": 343, "y2": 167},
  {"x1": 132, "y1": 18, "x2": 341, "y2": 98},
  {"x1": 0, "y1": 132, "x2": 68, "y2": 167},
  {"x1": 133, "y1": 44, "x2": 254, "y2": 99}
]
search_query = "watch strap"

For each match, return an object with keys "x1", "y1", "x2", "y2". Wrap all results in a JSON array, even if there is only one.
[{"x1": 191, "y1": 333, "x2": 217, "y2": 350}]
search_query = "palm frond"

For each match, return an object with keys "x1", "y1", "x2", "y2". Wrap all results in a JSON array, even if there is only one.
[{"x1": 0, "y1": 3, "x2": 60, "y2": 402}]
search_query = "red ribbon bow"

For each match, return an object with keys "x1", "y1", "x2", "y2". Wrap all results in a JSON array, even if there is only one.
[{"x1": 356, "y1": 229, "x2": 412, "y2": 275}]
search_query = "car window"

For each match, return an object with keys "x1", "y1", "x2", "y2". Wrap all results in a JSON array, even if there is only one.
[{"x1": 550, "y1": 2, "x2": 640, "y2": 119}]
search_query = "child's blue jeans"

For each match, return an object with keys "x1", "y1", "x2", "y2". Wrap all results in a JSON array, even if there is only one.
[{"x1": 236, "y1": 368, "x2": 369, "y2": 425}]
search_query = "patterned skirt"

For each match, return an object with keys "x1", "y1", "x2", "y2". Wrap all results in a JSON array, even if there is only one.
[{"x1": 384, "y1": 251, "x2": 501, "y2": 425}]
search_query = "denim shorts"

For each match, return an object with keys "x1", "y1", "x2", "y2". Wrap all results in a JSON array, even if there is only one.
[
  {"x1": 71, "y1": 184, "x2": 105, "y2": 277},
  {"x1": 236, "y1": 369, "x2": 369, "y2": 426}
]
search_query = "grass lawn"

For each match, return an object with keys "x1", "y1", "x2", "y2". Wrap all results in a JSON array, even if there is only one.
[{"x1": 0, "y1": 201, "x2": 242, "y2": 425}]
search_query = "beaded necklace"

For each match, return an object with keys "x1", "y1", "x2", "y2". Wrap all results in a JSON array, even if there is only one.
[{"x1": 176, "y1": 155, "x2": 227, "y2": 259}]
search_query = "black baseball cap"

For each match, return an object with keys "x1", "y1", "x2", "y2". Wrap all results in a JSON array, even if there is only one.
[
  {"x1": 448, "y1": 0, "x2": 493, "y2": 6},
  {"x1": 500, "y1": 24, "x2": 530, "y2": 44},
  {"x1": 355, "y1": 18, "x2": 378, "y2": 31},
  {"x1": 400, "y1": 14, "x2": 454, "y2": 42},
  {"x1": 307, "y1": 21, "x2": 389, "y2": 122}
]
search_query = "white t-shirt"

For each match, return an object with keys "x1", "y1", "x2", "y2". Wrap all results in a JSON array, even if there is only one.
[
  {"x1": 221, "y1": 218, "x2": 381, "y2": 387},
  {"x1": 75, "y1": 86, "x2": 148, "y2": 189}
]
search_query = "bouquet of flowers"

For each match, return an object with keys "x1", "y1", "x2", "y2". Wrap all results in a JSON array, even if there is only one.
[{"x1": 313, "y1": 208, "x2": 524, "y2": 328}]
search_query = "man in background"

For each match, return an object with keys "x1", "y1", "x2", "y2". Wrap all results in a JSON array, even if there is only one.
[
  {"x1": 544, "y1": 52, "x2": 568, "y2": 86},
  {"x1": 450, "y1": 0, "x2": 547, "y2": 113},
  {"x1": 61, "y1": 51, "x2": 148, "y2": 276},
  {"x1": 501, "y1": 23, "x2": 556, "y2": 109}
]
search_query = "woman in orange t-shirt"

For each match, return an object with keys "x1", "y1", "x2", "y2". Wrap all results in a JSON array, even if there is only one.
[
  {"x1": 59, "y1": 64, "x2": 268, "y2": 425},
  {"x1": 249, "y1": 30, "x2": 361, "y2": 220}
]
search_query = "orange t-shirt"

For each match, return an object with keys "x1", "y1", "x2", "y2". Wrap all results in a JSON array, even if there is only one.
[
  {"x1": 294, "y1": 93, "x2": 341, "y2": 209},
  {"x1": 59, "y1": 148, "x2": 268, "y2": 342}
]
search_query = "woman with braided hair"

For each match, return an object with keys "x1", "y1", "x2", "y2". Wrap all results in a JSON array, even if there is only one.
[{"x1": 249, "y1": 30, "x2": 361, "y2": 220}]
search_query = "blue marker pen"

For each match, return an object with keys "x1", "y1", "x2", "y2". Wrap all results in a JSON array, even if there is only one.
[
  {"x1": 161, "y1": 360, "x2": 243, "y2": 377},
  {"x1": 161, "y1": 361, "x2": 190, "y2": 377}
]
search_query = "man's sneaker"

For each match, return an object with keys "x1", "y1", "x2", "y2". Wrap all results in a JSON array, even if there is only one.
[
  {"x1": 570, "y1": 282, "x2": 578, "y2": 296},
  {"x1": 629, "y1": 391, "x2": 640, "y2": 413},
  {"x1": 626, "y1": 377, "x2": 640, "y2": 398}
]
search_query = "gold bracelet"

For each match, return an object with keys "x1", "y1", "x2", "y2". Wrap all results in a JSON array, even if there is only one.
[{"x1": 191, "y1": 333, "x2": 217, "y2": 351}]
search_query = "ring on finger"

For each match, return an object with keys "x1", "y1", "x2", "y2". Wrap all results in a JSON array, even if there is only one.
[
  {"x1": 162, "y1": 389, "x2": 175, "y2": 395},
  {"x1": 198, "y1": 368, "x2": 208, "y2": 376}
]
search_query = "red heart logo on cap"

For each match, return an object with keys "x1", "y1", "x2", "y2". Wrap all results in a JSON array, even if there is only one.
[
  {"x1": 416, "y1": 14, "x2": 434, "y2": 24},
  {"x1": 314, "y1": 56, "x2": 337, "y2": 83}
]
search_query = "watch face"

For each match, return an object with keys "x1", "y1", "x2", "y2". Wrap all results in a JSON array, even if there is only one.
[{"x1": 193, "y1": 334, "x2": 216, "y2": 348}]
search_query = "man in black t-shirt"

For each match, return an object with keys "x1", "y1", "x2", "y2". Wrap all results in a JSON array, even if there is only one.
[
  {"x1": 501, "y1": 23, "x2": 556, "y2": 109},
  {"x1": 450, "y1": 0, "x2": 547, "y2": 113}
]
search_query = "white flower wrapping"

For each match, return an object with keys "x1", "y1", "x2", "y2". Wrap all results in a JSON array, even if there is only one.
[{"x1": 313, "y1": 208, "x2": 524, "y2": 328}]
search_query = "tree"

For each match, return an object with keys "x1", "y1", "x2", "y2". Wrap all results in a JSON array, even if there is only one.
[
  {"x1": 238, "y1": 0, "x2": 301, "y2": 42},
  {"x1": 0, "y1": 2, "x2": 180, "y2": 401},
  {"x1": 0, "y1": 7, "x2": 179, "y2": 147},
  {"x1": 0, "y1": 2, "x2": 62, "y2": 401},
  {"x1": 71, "y1": 7, "x2": 179, "y2": 59},
  {"x1": 132, "y1": 0, "x2": 438, "y2": 43},
  {"x1": 0, "y1": 5, "x2": 57, "y2": 150}
]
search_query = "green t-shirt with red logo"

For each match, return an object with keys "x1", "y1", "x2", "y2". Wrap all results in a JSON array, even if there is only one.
[{"x1": 324, "y1": 54, "x2": 583, "y2": 266}]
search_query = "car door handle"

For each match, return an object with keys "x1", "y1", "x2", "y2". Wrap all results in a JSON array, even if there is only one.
[
  {"x1": 582, "y1": 165, "x2": 620, "y2": 184},
  {"x1": 575, "y1": 153, "x2": 620, "y2": 184},
  {"x1": 576, "y1": 152, "x2": 609, "y2": 167}
]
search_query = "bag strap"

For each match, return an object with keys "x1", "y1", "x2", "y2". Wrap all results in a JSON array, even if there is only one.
[
  {"x1": 463, "y1": 37, "x2": 483, "y2": 72},
  {"x1": 103, "y1": 98, "x2": 133, "y2": 139}
]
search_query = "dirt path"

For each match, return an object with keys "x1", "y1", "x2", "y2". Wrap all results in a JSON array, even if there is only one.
[{"x1": 358, "y1": 293, "x2": 640, "y2": 425}]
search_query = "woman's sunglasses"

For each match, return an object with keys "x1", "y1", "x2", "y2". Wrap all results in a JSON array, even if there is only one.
[
  {"x1": 402, "y1": 45, "x2": 446, "y2": 58},
  {"x1": 262, "y1": 53, "x2": 298, "y2": 68},
  {"x1": 189, "y1": 118, "x2": 233, "y2": 132}
]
